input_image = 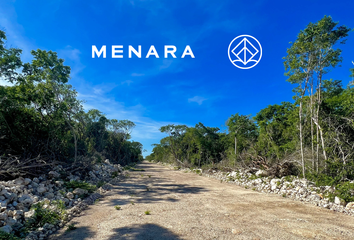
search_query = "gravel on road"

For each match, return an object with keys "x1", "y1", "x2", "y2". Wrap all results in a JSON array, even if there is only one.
[{"x1": 50, "y1": 161, "x2": 354, "y2": 240}]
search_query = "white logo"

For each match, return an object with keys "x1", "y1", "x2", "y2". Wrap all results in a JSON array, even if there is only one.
[{"x1": 228, "y1": 35, "x2": 262, "y2": 69}]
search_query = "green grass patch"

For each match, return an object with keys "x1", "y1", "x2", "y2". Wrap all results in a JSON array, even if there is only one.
[
  {"x1": 24, "y1": 201, "x2": 66, "y2": 232},
  {"x1": 96, "y1": 180, "x2": 106, "y2": 188},
  {"x1": 114, "y1": 205, "x2": 121, "y2": 210},
  {"x1": 248, "y1": 174, "x2": 261, "y2": 180},
  {"x1": 0, "y1": 231, "x2": 20, "y2": 240},
  {"x1": 284, "y1": 175, "x2": 295, "y2": 182},
  {"x1": 66, "y1": 224, "x2": 77, "y2": 231},
  {"x1": 111, "y1": 171, "x2": 119, "y2": 178},
  {"x1": 64, "y1": 180, "x2": 97, "y2": 193},
  {"x1": 144, "y1": 210, "x2": 151, "y2": 215},
  {"x1": 130, "y1": 167, "x2": 145, "y2": 171}
]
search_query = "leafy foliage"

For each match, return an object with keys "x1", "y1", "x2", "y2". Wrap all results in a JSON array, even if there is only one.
[
  {"x1": 66, "y1": 224, "x2": 77, "y2": 231},
  {"x1": 0, "y1": 30, "x2": 143, "y2": 180},
  {"x1": 64, "y1": 181, "x2": 96, "y2": 193},
  {"x1": 0, "y1": 231, "x2": 20, "y2": 240},
  {"x1": 147, "y1": 16, "x2": 354, "y2": 189},
  {"x1": 24, "y1": 201, "x2": 65, "y2": 232}
]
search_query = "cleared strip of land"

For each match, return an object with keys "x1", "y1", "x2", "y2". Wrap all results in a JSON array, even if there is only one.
[{"x1": 51, "y1": 162, "x2": 354, "y2": 240}]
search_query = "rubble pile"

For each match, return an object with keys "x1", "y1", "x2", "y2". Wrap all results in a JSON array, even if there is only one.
[{"x1": 0, "y1": 159, "x2": 124, "y2": 239}]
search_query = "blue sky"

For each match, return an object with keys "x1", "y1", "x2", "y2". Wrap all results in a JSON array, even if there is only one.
[{"x1": 1, "y1": 0, "x2": 354, "y2": 157}]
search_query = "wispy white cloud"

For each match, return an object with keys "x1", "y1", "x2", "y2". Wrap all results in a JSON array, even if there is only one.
[
  {"x1": 188, "y1": 96, "x2": 207, "y2": 105},
  {"x1": 58, "y1": 46, "x2": 85, "y2": 78},
  {"x1": 121, "y1": 80, "x2": 133, "y2": 85},
  {"x1": 131, "y1": 73, "x2": 145, "y2": 77}
]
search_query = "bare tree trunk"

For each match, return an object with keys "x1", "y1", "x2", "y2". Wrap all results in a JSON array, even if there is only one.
[
  {"x1": 316, "y1": 125, "x2": 319, "y2": 173},
  {"x1": 64, "y1": 117, "x2": 77, "y2": 163},
  {"x1": 310, "y1": 78, "x2": 315, "y2": 171},
  {"x1": 234, "y1": 135, "x2": 237, "y2": 167},
  {"x1": 316, "y1": 72, "x2": 327, "y2": 170},
  {"x1": 298, "y1": 73, "x2": 310, "y2": 178},
  {"x1": 299, "y1": 100, "x2": 305, "y2": 178}
]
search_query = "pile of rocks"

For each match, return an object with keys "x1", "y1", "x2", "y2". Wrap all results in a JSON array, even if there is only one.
[
  {"x1": 159, "y1": 162, "x2": 354, "y2": 217},
  {"x1": 203, "y1": 169, "x2": 354, "y2": 216},
  {"x1": 0, "y1": 159, "x2": 124, "y2": 239},
  {"x1": 86, "y1": 159, "x2": 124, "y2": 184}
]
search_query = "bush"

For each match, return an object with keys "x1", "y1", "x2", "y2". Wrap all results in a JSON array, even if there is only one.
[
  {"x1": 284, "y1": 175, "x2": 295, "y2": 182},
  {"x1": 66, "y1": 224, "x2": 77, "y2": 231},
  {"x1": 96, "y1": 180, "x2": 105, "y2": 188},
  {"x1": 306, "y1": 173, "x2": 338, "y2": 187},
  {"x1": 24, "y1": 201, "x2": 64, "y2": 231},
  {"x1": 64, "y1": 180, "x2": 96, "y2": 193},
  {"x1": 307, "y1": 172, "x2": 354, "y2": 202},
  {"x1": 248, "y1": 174, "x2": 261, "y2": 180},
  {"x1": 336, "y1": 182, "x2": 354, "y2": 202},
  {"x1": 111, "y1": 171, "x2": 119, "y2": 178},
  {"x1": 0, "y1": 231, "x2": 20, "y2": 240}
]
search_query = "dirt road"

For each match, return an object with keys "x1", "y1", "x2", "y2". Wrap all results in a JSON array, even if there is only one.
[{"x1": 51, "y1": 162, "x2": 354, "y2": 239}]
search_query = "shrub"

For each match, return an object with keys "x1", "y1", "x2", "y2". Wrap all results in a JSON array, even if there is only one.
[
  {"x1": 51, "y1": 200, "x2": 66, "y2": 219},
  {"x1": 336, "y1": 182, "x2": 354, "y2": 202},
  {"x1": 226, "y1": 176, "x2": 235, "y2": 182},
  {"x1": 114, "y1": 205, "x2": 121, "y2": 210},
  {"x1": 123, "y1": 166, "x2": 131, "y2": 171},
  {"x1": 0, "y1": 231, "x2": 20, "y2": 240},
  {"x1": 59, "y1": 190, "x2": 66, "y2": 197},
  {"x1": 66, "y1": 224, "x2": 77, "y2": 231},
  {"x1": 64, "y1": 180, "x2": 96, "y2": 193},
  {"x1": 25, "y1": 201, "x2": 64, "y2": 231},
  {"x1": 284, "y1": 175, "x2": 295, "y2": 182},
  {"x1": 111, "y1": 171, "x2": 119, "y2": 178},
  {"x1": 96, "y1": 180, "x2": 105, "y2": 188},
  {"x1": 248, "y1": 175, "x2": 260, "y2": 180},
  {"x1": 144, "y1": 210, "x2": 151, "y2": 215}
]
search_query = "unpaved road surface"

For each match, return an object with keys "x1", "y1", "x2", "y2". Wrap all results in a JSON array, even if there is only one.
[{"x1": 51, "y1": 162, "x2": 354, "y2": 239}]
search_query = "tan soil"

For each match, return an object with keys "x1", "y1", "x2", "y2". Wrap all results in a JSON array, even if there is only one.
[{"x1": 50, "y1": 161, "x2": 354, "y2": 240}]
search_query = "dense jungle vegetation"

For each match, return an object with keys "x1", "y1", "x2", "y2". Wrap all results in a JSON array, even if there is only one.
[
  {"x1": 0, "y1": 30, "x2": 143, "y2": 180},
  {"x1": 146, "y1": 16, "x2": 354, "y2": 186}
]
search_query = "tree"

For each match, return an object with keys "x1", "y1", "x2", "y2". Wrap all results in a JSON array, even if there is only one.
[
  {"x1": 254, "y1": 102, "x2": 296, "y2": 161},
  {"x1": 159, "y1": 124, "x2": 188, "y2": 165},
  {"x1": 226, "y1": 114, "x2": 257, "y2": 165},
  {"x1": 284, "y1": 16, "x2": 351, "y2": 177},
  {"x1": 0, "y1": 30, "x2": 143, "y2": 179}
]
